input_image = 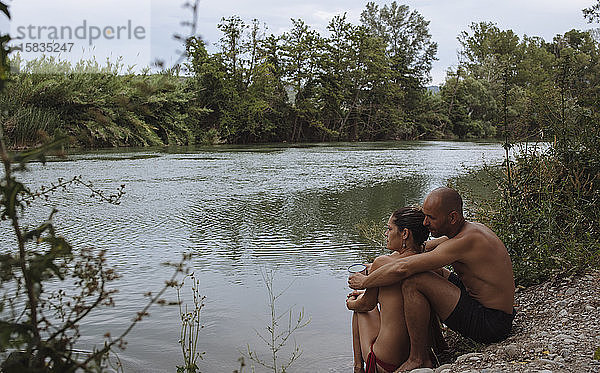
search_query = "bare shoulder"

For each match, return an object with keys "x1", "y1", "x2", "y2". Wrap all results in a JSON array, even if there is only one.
[
  {"x1": 371, "y1": 254, "x2": 397, "y2": 271},
  {"x1": 453, "y1": 222, "x2": 507, "y2": 261},
  {"x1": 454, "y1": 222, "x2": 495, "y2": 241},
  {"x1": 432, "y1": 223, "x2": 484, "y2": 258},
  {"x1": 464, "y1": 222, "x2": 504, "y2": 244}
]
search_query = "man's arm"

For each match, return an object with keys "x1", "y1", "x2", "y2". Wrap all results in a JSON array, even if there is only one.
[
  {"x1": 424, "y1": 236, "x2": 449, "y2": 251},
  {"x1": 348, "y1": 236, "x2": 469, "y2": 289}
]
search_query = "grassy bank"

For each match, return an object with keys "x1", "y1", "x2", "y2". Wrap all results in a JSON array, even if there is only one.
[{"x1": 1, "y1": 56, "x2": 214, "y2": 149}]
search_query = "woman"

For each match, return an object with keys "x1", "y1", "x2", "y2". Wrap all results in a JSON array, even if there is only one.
[{"x1": 346, "y1": 207, "x2": 436, "y2": 373}]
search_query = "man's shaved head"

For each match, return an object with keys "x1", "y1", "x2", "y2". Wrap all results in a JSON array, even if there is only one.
[{"x1": 427, "y1": 187, "x2": 463, "y2": 216}]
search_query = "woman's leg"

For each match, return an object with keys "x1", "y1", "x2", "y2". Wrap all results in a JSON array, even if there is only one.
[
  {"x1": 352, "y1": 312, "x2": 365, "y2": 373},
  {"x1": 352, "y1": 308, "x2": 380, "y2": 372}
]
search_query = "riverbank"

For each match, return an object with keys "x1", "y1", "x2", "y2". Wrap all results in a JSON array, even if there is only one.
[{"x1": 416, "y1": 269, "x2": 600, "y2": 373}]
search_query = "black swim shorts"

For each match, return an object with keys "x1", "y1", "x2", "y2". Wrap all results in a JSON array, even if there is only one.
[{"x1": 443, "y1": 272, "x2": 515, "y2": 343}]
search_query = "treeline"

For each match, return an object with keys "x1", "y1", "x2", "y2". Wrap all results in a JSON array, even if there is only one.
[
  {"x1": 1, "y1": 1, "x2": 600, "y2": 148},
  {"x1": 185, "y1": 2, "x2": 438, "y2": 144},
  {"x1": 442, "y1": 23, "x2": 600, "y2": 140}
]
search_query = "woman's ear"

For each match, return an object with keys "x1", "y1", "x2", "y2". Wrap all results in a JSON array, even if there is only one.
[{"x1": 402, "y1": 228, "x2": 409, "y2": 239}]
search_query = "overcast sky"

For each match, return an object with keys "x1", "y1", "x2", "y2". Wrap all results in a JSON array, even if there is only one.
[
  {"x1": 153, "y1": 0, "x2": 596, "y2": 84},
  {"x1": 2, "y1": 0, "x2": 598, "y2": 84}
]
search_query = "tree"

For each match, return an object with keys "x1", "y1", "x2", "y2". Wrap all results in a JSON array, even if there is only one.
[
  {"x1": 280, "y1": 18, "x2": 323, "y2": 141},
  {"x1": 448, "y1": 22, "x2": 524, "y2": 140},
  {"x1": 583, "y1": 0, "x2": 600, "y2": 23},
  {"x1": 359, "y1": 1, "x2": 438, "y2": 138},
  {"x1": 360, "y1": 1, "x2": 437, "y2": 86},
  {"x1": 217, "y1": 16, "x2": 248, "y2": 83}
]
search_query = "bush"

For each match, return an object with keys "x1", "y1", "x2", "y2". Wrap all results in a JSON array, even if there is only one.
[
  {"x1": 454, "y1": 139, "x2": 600, "y2": 286},
  {"x1": 1, "y1": 56, "x2": 211, "y2": 149}
]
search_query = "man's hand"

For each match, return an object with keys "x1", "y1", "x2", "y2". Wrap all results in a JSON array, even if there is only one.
[{"x1": 348, "y1": 272, "x2": 367, "y2": 289}]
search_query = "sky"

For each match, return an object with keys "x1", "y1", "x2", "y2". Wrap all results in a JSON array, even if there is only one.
[{"x1": 2, "y1": 0, "x2": 598, "y2": 84}]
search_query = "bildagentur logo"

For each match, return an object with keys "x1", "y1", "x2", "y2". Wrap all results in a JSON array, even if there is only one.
[{"x1": 14, "y1": 20, "x2": 147, "y2": 46}]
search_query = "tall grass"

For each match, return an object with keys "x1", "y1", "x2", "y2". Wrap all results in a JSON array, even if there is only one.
[{"x1": 1, "y1": 55, "x2": 212, "y2": 148}]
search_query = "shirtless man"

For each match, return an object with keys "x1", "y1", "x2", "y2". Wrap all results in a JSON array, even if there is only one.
[{"x1": 348, "y1": 187, "x2": 515, "y2": 371}]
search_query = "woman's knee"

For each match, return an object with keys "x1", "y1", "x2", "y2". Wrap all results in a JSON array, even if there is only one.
[{"x1": 401, "y1": 272, "x2": 429, "y2": 291}]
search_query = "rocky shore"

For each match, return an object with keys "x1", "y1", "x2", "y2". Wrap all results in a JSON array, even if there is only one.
[{"x1": 402, "y1": 269, "x2": 600, "y2": 373}]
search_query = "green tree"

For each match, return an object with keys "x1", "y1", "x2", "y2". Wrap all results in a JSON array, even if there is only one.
[
  {"x1": 280, "y1": 19, "x2": 323, "y2": 141},
  {"x1": 583, "y1": 0, "x2": 600, "y2": 22},
  {"x1": 359, "y1": 1, "x2": 438, "y2": 138},
  {"x1": 217, "y1": 16, "x2": 248, "y2": 83},
  {"x1": 445, "y1": 22, "x2": 524, "y2": 139}
]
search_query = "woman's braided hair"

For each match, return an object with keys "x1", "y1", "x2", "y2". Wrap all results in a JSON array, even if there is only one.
[{"x1": 391, "y1": 206, "x2": 429, "y2": 252}]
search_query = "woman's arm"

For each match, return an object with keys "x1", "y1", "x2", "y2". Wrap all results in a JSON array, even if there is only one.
[
  {"x1": 346, "y1": 255, "x2": 391, "y2": 309},
  {"x1": 348, "y1": 259, "x2": 408, "y2": 289},
  {"x1": 346, "y1": 287, "x2": 378, "y2": 312}
]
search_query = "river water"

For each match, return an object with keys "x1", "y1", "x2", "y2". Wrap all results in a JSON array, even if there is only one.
[{"x1": 1, "y1": 141, "x2": 507, "y2": 372}]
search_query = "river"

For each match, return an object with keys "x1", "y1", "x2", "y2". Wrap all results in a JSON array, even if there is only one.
[{"x1": 1, "y1": 141, "x2": 507, "y2": 372}]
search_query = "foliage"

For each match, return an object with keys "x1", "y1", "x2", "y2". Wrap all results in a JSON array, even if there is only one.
[
  {"x1": 1, "y1": 56, "x2": 211, "y2": 148},
  {"x1": 454, "y1": 138, "x2": 600, "y2": 286},
  {"x1": 176, "y1": 273, "x2": 205, "y2": 373},
  {"x1": 0, "y1": 6, "x2": 192, "y2": 370},
  {"x1": 4, "y1": 0, "x2": 433, "y2": 146},
  {"x1": 6, "y1": 3, "x2": 600, "y2": 146},
  {"x1": 584, "y1": 0, "x2": 600, "y2": 23},
  {"x1": 244, "y1": 270, "x2": 310, "y2": 373},
  {"x1": 450, "y1": 15, "x2": 600, "y2": 286}
]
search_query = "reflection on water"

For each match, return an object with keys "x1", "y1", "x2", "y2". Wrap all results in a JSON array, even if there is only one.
[
  {"x1": 0, "y1": 141, "x2": 506, "y2": 372},
  {"x1": 187, "y1": 176, "x2": 427, "y2": 276}
]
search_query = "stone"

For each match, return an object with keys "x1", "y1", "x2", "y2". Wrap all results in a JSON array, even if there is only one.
[
  {"x1": 558, "y1": 309, "x2": 568, "y2": 317},
  {"x1": 565, "y1": 288, "x2": 577, "y2": 296},
  {"x1": 538, "y1": 370, "x2": 553, "y2": 373},
  {"x1": 586, "y1": 305, "x2": 595, "y2": 311},
  {"x1": 408, "y1": 369, "x2": 433, "y2": 373},
  {"x1": 563, "y1": 338, "x2": 577, "y2": 344},
  {"x1": 503, "y1": 344, "x2": 520, "y2": 359},
  {"x1": 455, "y1": 352, "x2": 483, "y2": 363},
  {"x1": 539, "y1": 358, "x2": 559, "y2": 365},
  {"x1": 434, "y1": 365, "x2": 451, "y2": 373}
]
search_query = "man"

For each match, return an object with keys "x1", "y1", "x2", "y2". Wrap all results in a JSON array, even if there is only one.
[{"x1": 348, "y1": 187, "x2": 515, "y2": 371}]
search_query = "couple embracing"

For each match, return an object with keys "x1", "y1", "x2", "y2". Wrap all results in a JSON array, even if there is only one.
[{"x1": 347, "y1": 187, "x2": 515, "y2": 372}]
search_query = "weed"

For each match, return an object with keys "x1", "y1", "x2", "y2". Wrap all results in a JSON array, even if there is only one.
[{"x1": 244, "y1": 269, "x2": 310, "y2": 373}]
